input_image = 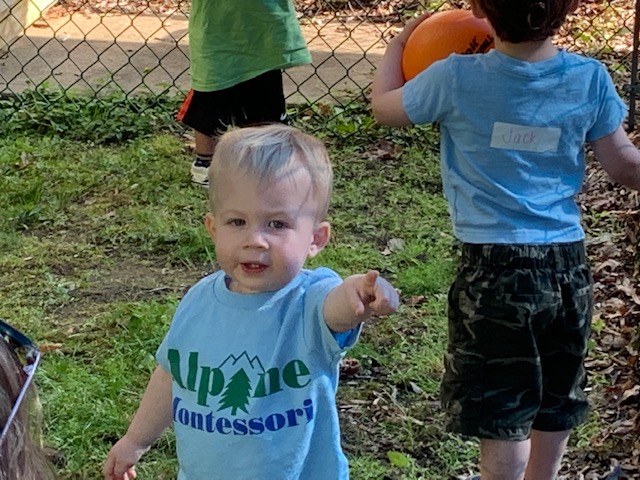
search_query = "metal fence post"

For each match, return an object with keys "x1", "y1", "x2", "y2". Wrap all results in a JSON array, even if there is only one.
[{"x1": 626, "y1": 0, "x2": 640, "y2": 131}]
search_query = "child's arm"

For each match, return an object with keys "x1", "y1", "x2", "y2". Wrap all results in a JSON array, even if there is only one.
[
  {"x1": 371, "y1": 13, "x2": 430, "y2": 126},
  {"x1": 591, "y1": 126, "x2": 640, "y2": 190},
  {"x1": 103, "y1": 366, "x2": 173, "y2": 480},
  {"x1": 323, "y1": 270, "x2": 399, "y2": 333}
]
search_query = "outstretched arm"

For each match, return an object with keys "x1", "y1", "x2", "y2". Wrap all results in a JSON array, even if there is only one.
[
  {"x1": 323, "y1": 270, "x2": 399, "y2": 333},
  {"x1": 103, "y1": 366, "x2": 173, "y2": 480},
  {"x1": 591, "y1": 126, "x2": 640, "y2": 190},
  {"x1": 371, "y1": 12, "x2": 430, "y2": 126}
]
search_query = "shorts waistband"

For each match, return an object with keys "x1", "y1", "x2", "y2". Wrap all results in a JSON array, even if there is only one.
[{"x1": 460, "y1": 241, "x2": 587, "y2": 269}]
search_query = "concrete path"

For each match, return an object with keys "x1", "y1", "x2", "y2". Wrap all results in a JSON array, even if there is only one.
[{"x1": 0, "y1": 10, "x2": 389, "y2": 104}]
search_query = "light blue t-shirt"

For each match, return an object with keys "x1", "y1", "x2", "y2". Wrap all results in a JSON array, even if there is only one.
[
  {"x1": 403, "y1": 49, "x2": 627, "y2": 244},
  {"x1": 156, "y1": 267, "x2": 360, "y2": 480}
]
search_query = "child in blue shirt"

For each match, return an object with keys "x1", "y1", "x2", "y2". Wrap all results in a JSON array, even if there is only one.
[
  {"x1": 372, "y1": 0, "x2": 640, "y2": 478},
  {"x1": 103, "y1": 125, "x2": 399, "y2": 480}
]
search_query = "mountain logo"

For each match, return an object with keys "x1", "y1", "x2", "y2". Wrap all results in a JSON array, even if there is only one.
[{"x1": 168, "y1": 349, "x2": 311, "y2": 414}]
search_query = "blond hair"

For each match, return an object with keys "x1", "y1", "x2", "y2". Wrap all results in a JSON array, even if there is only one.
[{"x1": 208, "y1": 125, "x2": 333, "y2": 219}]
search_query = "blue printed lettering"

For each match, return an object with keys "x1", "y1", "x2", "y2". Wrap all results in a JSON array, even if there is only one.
[
  {"x1": 190, "y1": 411, "x2": 204, "y2": 431},
  {"x1": 285, "y1": 408, "x2": 304, "y2": 427},
  {"x1": 265, "y1": 413, "x2": 286, "y2": 432},
  {"x1": 172, "y1": 397, "x2": 315, "y2": 436},
  {"x1": 248, "y1": 417, "x2": 264, "y2": 435},
  {"x1": 172, "y1": 396, "x2": 181, "y2": 421},
  {"x1": 215, "y1": 417, "x2": 231, "y2": 434},
  {"x1": 232, "y1": 419, "x2": 248, "y2": 435},
  {"x1": 178, "y1": 408, "x2": 190, "y2": 425},
  {"x1": 303, "y1": 399, "x2": 314, "y2": 421},
  {"x1": 205, "y1": 412, "x2": 215, "y2": 433}
]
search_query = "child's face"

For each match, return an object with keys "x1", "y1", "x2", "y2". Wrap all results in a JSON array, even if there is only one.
[{"x1": 205, "y1": 167, "x2": 330, "y2": 294}]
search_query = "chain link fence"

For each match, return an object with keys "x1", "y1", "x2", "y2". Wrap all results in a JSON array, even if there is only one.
[{"x1": 1, "y1": 0, "x2": 638, "y2": 134}]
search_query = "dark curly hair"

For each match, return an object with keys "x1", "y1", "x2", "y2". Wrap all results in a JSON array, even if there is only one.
[{"x1": 475, "y1": 0, "x2": 577, "y2": 43}]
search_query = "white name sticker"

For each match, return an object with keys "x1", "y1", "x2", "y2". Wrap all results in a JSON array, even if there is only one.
[{"x1": 490, "y1": 122, "x2": 561, "y2": 153}]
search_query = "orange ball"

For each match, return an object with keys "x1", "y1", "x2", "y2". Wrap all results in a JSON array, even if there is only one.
[{"x1": 402, "y1": 10, "x2": 494, "y2": 81}]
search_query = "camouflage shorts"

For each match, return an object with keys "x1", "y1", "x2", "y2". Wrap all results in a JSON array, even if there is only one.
[{"x1": 441, "y1": 242, "x2": 592, "y2": 441}]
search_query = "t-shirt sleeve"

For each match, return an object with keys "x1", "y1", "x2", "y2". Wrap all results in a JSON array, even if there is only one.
[
  {"x1": 156, "y1": 331, "x2": 170, "y2": 373},
  {"x1": 402, "y1": 58, "x2": 453, "y2": 125},
  {"x1": 154, "y1": 276, "x2": 209, "y2": 373},
  {"x1": 303, "y1": 268, "x2": 362, "y2": 355},
  {"x1": 332, "y1": 328, "x2": 360, "y2": 350},
  {"x1": 586, "y1": 65, "x2": 627, "y2": 141}
]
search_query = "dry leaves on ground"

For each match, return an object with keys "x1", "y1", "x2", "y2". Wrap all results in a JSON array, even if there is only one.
[{"x1": 572, "y1": 142, "x2": 640, "y2": 479}]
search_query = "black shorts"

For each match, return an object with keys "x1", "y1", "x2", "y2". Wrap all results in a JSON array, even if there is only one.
[
  {"x1": 177, "y1": 70, "x2": 288, "y2": 136},
  {"x1": 441, "y1": 242, "x2": 592, "y2": 440}
]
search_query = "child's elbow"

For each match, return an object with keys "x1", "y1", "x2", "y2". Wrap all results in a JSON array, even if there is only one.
[
  {"x1": 610, "y1": 162, "x2": 640, "y2": 191},
  {"x1": 371, "y1": 100, "x2": 388, "y2": 124},
  {"x1": 372, "y1": 99, "x2": 410, "y2": 127}
]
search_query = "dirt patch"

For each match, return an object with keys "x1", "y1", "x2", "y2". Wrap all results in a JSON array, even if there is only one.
[{"x1": 53, "y1": 255, "x2": 208, "y2": 322}]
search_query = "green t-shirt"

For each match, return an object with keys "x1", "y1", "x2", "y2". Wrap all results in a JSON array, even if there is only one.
[{"x1": 189, "y1": 0, "x2": 312, "y2": 91}]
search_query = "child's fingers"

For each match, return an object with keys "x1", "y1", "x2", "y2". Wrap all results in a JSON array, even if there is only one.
[
  {"x1": 350, "y1": 271, "x2": 397, "y2": 316},
  {"x1": 119, "y1": 464, "x2": 136, "y2": 480},
  {"x1": 370, "y1": 281, "x2": 400, "y2": 315},
  {"x1": 112, "y1": 460, "x2": 136, "y2": 480},
  {"x1": 400, "y1": 11, "x2": 432, "y2": 39},
  {"x1": 407, "y1": 11, "x2": 431, "y2": 27},
  {"x1": 350, "y1": 271, "x2": 382, "y2": 315},
  {"x1": 371, "y1": 294, "x2": 399, "y2": 315},
  {"x1": 353, "y1": 271, "x2": 380, "y2": 314},
  {"x1": 350, "y1": 293, "x2": 366, "y2": 316},
  {"x1": 103, "y1": 456, "x2": 115, "y2": 480},
  {"x1": 361, "y1": 270, "x2": 380, "y2": 297}
]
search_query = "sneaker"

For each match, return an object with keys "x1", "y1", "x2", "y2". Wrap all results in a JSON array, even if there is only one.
[{"x1": 191, "y1": 158, "x2": 210, "y2": 186}]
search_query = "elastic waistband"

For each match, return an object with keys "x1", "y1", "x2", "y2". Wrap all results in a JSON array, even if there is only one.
[{"x1": 460, "y1": 241, "x2": 587, "y2": 269}]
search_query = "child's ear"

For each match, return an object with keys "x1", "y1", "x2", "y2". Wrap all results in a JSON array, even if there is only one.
[
  {"x1": 308, "y1": 221, "x2": 331, "y2": 258},
  {"x1": 204, "y1": 212, "x2": 217, "y2": 243}
]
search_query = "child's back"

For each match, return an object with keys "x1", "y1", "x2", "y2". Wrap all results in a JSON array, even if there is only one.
[
  {"x1": 404, "y1": 48, "x2": 625, "y2": 243},
  {"x1": 188, "y1": 0, "x2": 310, "y2": 92},
  {"x1": 371, "y1": 0, "x2": 640, "y2": 478}
]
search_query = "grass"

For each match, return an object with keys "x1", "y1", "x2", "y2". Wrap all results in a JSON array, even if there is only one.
[
  {"x1": 2, "y1": 91, "x2": 625, "y2": 480},
  {"x1": 0, "y1": 92, "x2": 465, "y2": 479}
]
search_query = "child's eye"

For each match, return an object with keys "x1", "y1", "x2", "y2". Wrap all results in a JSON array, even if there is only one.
[
  {"x1": 268, "y1": 220, "x2": 287, "y2": 229},
  {"x1": 228, "y1": 219, "x2": 245, "y2": 227}
]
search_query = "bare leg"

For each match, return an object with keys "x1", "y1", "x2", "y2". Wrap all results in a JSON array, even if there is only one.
[
  {"x1": 191, "y1": 132, "x2": 219, "y2": 185},
  {"x1": 480, "y1": 438, "x2": 529, "y2": 480},
  {"x1": 195, "y1": 131, "x2": 218, "y2": 157},
  {"x1": 524, "y1": 429, "x2": 571, "y2": 480}
]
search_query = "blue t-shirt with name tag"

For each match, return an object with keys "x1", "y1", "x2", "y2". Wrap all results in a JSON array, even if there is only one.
[
  {"x1": 156, "y1": 267, "x2": 360, "y2": 480},
  {"x1": 403, "y1": 49, "x2": 626, "y2": 244}
]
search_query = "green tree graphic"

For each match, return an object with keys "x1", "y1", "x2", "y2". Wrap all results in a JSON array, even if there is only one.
[{"x1": 217, "y1": 368, "x2": 252, "y2": 415}]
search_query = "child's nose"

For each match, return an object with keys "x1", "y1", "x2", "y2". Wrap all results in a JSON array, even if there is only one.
[{"x1": 244, "y1": 228, "x2": 268, "y2": 248}]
